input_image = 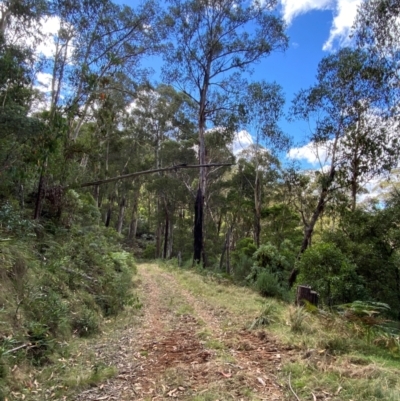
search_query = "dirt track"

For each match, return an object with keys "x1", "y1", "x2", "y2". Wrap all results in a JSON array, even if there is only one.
[{"x1": 74, "y1": 263, "x2": 288, "y2": 400}]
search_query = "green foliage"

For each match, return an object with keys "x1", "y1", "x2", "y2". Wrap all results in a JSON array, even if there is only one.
[
  {"x1": 232, "y1": 254, "x2": 254, "y2": 283},
  {"x1": 0, "y1": 202, "x2": 38, "y2": 237},
  {"x1": 338, "y1": 301, "x2": 391, "y2": 318},
  {"x1": 253, "y1": 243, "x2": 292, "y2": 277},
  {"x1": 297, "y1": 243, "x2": 366, "y2": 306},
  {"x1": 231, "y1": 238, "x2": 257, "y2": 282},
  {"x1": 71, "y1": 307, "x2": 100, "y2": 337},
  {"x1": 142, "y1": 243, "x2": 156, "y2": 260},
  {"x1": 25, "y1": 287, "x2": 70, "y2": 336},
  {"x1": 233, "y1": 238, "x2": 257, "y2": 260},
  {"x1": 246, "y1": 242, "x2": 292, "y2": 300},
  {"x1": 26, "y1": 321, "x2": 54, "y2": 365},
  {"x1": 255, "y1": 270, "x2": 283, "y2": 298},
  {"x1": 61, "y1": 190, "x2": 101, "y2": 227}
]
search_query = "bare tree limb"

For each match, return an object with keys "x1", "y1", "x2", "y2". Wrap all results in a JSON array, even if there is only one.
[
  {"x1": 75, "y1": 163, "x2": 233, "y2": 189},
  {"x1": 288, "y1": 372, "x2": 301, "y2": 401},
  {"x1": 3, "y1": 343, "x2": 32, "y2": 355}
]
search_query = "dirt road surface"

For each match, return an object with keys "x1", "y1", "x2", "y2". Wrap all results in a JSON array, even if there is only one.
[{"x1": 74, "y1": 263, "x2": 289, "y2": 401}]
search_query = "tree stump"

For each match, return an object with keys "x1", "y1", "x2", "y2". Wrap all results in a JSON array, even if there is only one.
[{"x1": 296, "y1": 285, "x2": 319, "y2": 307}]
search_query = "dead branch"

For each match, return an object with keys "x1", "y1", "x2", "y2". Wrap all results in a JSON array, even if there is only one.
[
  {"x1": 76, "y1": 163, "x2": 233, "y2": 188},
  {"x1": 288, "y1": 372, "x2": 301, "y2": 401},
  {"x1": 3, "y1": 343, "x2": 32, "y2": 355}
]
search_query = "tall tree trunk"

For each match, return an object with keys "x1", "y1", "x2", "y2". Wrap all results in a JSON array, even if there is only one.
[
  {"x1": 289, "y1": 166, "x2": 336, "y2": 287},
  {"x1": 163, "y1": 211, "x2": 169, "y2": 259},
  {"x1": 194, "y1": 187, "x2": 203, "y2": 264},
  {"x1": 226, "y1": 227, "x2": 231, "y2": 275},
  {"x1": 219, "y1": 226, "x2": 232, "y2": 274},
  {"x1": 93, "y1": 184, "x2": 100, "y2": 207},
  {"x1": 116, "y1": 196, "x2": 126, "y2": 234},
  {"x1": 395, "y1": 267, "x2": 400, "y2": 321},
  {"x1": 254, "y1": 171, "x2": 261, "y2": 247},
  {"x1": 156, "y1": 223, "x2": 163, "y2": 259},
  {"x1": 217, "y1": 214, "x2": 222, "y2": 236},
  {"x1": 128, "y1": 192, "x2": 139, "y2": 242},
  {"x1": 19, "y1": 184, "x2": 24, "y2": 210},
  {"x1": 105, "y1": 195, "x2": 114, "y2": 227},
  {"x1": 194, "y1": 59, "x2": 211, "y2": 266},
  {"x1": 167, "y1": 222, "x2": 173, "y2": 259},
  {"x1": 34, "y1": 172, "x2": 46, "y2": 220}
]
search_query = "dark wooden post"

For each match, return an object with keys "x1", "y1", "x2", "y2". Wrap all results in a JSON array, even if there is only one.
[{"x1": 296, "y1": 285, "x2": 319, "y2": 307}]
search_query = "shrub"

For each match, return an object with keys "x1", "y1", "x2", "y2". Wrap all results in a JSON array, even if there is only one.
[
  {"x1": 256, "y1": 270, "x2": 282, "y2": 298},
  {"x1": 232, "y1": 254, "x2": 253, "y2": 283},
  {"x1": 71, "y1": 307, "x2": 100, "y2": 337},
  {"x1": 246, "y1": 242, "x2": 292, "y2": 300},
  {"x1": 25, "y1": 286, "x2": 70, "y2": 337},
  {"x1": 26, "y1": 322, "x2": 54, "y2": 365},
  {"x1": 142, "y1": 243, "x2": 156, "y2": 259},
  {"x1": 296, "y1": 242, "x2": 366, "y2": 307}
]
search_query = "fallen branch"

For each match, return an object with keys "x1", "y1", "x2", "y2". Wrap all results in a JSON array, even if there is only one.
[
  {"x1": 3, "y1": 343, "x2": 32, "y2": 355},
  {"x1": 288, "y1": 372, "x2": 301, "y2": 401},
  {"x1": 77, "y1": 163, "x2": 233, "y2": 188}
]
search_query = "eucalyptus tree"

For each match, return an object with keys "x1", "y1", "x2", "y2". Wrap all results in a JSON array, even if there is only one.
[
  {"x1": 163, "y1": 0, "x2": 288, "y2": 264},
  {"x1": 127, "y1": 84, "x2": 197, "y2": 254},
  {"x1": 0, "y1": 0, "x2": 49, "y2": 205},
  {"x1": 31, "y1": 0, "x2": 162, "y2": 219},
  {"x1": 289, "y1": 48, "x2": 398, "y2": 284},
  {"x1": 355, "y1": 0, "x2": 399, "y2": 95},
  {"x1": 241, "y1": 81, "x2": 286, "y2": 246}
]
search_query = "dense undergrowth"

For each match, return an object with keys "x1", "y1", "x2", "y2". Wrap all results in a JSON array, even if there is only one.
[{"x1": 0, "y1": 198, "x2": 137, "y2": 399}]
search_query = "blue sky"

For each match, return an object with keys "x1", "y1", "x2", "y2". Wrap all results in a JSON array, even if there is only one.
[{"x1": 247, "y1": 0, "x2": 362, "y2": 165}]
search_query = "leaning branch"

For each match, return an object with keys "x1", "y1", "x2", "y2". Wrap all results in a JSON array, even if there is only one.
[{"x1": 76, "y1": 163, "x2": 233, "y2": 188}]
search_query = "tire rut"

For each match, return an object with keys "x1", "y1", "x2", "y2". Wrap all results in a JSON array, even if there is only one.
[{"x1": 74, "y1": 263, "x2": 287, "y2": 400}]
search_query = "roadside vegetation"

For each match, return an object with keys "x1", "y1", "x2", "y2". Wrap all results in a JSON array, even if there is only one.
[
  {"x1": 0, "y1": 199, "x2": 138, "y2": 399},
  {"x1": 161, "y1": 259, "x2": 400, "y2": 400}
]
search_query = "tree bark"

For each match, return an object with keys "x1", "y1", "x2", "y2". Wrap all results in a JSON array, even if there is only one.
[
  {"x1": 93, "y1": 184, "x2": 100, "y2": 207},
  {"x1": 226, "y1": 227, "x2": 231, "y2": 275},
  {"x1": 34, "y1": 172, "x2": 45, "y2": 220},
  {"x1": 156, "y1": 222, "x2": 163, "y2": 259},
  {"x1": 128, "y1": 192, "x2": 139, "y2": 242},
  {"x1": 116, "y1": 196, "x2": 126, "y2": 234},
  {"x1": 163, "y1": 210, "x2": 169, "y2": 259},
  {"x1": 289, "y1": 166, "x2": 336, "y2": 287},
  {"x1": 254, "y1": 172, "x2": 261, "y2": 247},
  {"x1": 105, "y1": 195, "x2": 114, "y2": 227},
  {"x1": 194, "y1": 187, "x2": 203, "y2": 264}
]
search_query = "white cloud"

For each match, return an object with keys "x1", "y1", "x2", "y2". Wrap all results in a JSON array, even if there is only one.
[
  {"x1": 279, "y1": 0, "x2": 362, "y2": 51},
  {"x1": 323, "y1": 0, "x2": 361, "y2": 51},
  {"x1": 36, "y1": 72, "x2": 53, "y2": 93},
  {"x1": 280, "y1": 0, "x2": 333, "y2": 25},
  {"x1": 287, "y1": 141, "x2": 329, "y2": 165},
  {"x1": 231, "y1": 130, "x2": 253, "y2": 155},
  {"x1": 35, "y1": 16, "x2": 63, "y2": 58}
]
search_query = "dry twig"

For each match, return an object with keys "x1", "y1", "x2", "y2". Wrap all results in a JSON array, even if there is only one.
[{"x1": 288, "y1": 372, "x2": 301, "y2": 401}]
